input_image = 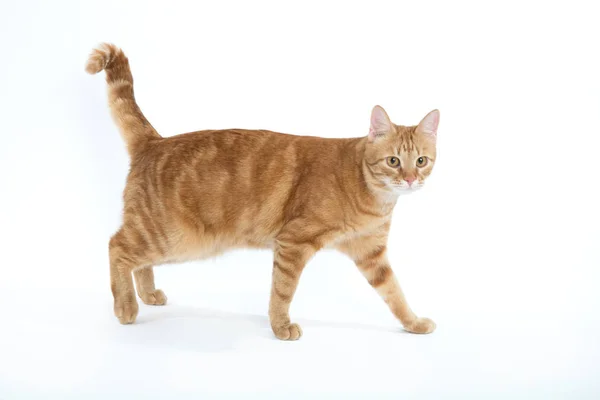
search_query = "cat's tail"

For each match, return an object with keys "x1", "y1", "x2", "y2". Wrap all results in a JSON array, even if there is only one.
[{"x1": 86, "y1": 43, "x2": 161, "y2": 156}]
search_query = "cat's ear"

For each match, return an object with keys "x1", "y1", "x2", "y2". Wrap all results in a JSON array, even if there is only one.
[
  {"x1": 416, "y1": 109, "x2": 440, "y2": 138},
  {"x1": 368, "y1": 105, "x2": 393, "y2": 142}
]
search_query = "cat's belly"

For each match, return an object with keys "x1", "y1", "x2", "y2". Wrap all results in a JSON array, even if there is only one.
[
  {"x1": 160, "y1": 198, "x2": 389, "y2": 263},
  {"x1": 161, "y1": 222, "x2": 276, "y2": 263}
]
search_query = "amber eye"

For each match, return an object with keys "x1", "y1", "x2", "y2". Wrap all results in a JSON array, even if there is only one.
[
  {"x1": 387, "y1": 156, "x2": 400, "y2": 168},
  {"x1": 416, "y1": 156, "x2": 428, "y2": 167}
]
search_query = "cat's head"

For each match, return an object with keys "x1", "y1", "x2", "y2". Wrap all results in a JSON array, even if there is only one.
[{"x1": 363, "y1": 106, "x2": 439, "y2": 195}]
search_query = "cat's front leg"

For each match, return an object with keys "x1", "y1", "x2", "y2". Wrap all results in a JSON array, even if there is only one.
[
  {"x1": 361, "y1": 256, "x2": 436, "y2": 334},
  {"x1": 338, "y1": 237, "x2": 436, "y2": 334},
  {"x1": 269, "y1": 237, "x2": 317, "y2": 341}
]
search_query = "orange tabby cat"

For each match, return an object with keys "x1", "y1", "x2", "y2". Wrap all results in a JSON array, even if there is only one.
[{"x1": 86, "y1": 43, "x2": 439, "y2": 340}]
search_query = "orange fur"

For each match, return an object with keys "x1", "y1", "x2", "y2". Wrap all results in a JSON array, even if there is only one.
[{"x1": 87, "y1": 43, "x2": 438, "y2": 340}]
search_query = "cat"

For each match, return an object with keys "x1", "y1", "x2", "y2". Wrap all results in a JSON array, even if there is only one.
[{"x1": 86, "y1": 43, "x2": 439, "y2": 340}]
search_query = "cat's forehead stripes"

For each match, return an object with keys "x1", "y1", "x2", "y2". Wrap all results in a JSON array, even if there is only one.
[
  {"x1": 399, "y1": 140, "x2": 415, "y2": 153},
  {"x1": 395, "y1": 125, "x2": 418, "y2": 153}
]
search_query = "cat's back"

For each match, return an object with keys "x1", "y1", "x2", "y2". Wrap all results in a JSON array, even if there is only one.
[
  {"x1": 135, "y1": 128, "x2": 352, "y2": 176},
  {"x1": 141, "y1": 128, "x2": 301, "y2": 163}
]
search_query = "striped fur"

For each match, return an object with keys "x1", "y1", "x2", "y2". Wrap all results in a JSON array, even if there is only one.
[{"x1": 87, "y1": 43, "x2": 438, "y2": 340}]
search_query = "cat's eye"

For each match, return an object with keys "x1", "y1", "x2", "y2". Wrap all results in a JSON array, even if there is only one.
[
  {"x1": 387, "y1": 157, "x2": 400, "y2": 168},
  {"x1": 416, "y1": 156, "x2": 428, "y2": 168}
]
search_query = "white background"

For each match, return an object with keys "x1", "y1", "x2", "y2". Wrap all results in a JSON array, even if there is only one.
[{"x1": 1, "y1": 0, "x2": 599, "y2": 398}]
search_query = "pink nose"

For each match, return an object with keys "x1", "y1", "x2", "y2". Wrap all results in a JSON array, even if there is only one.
[{"x1": 405, "y1": 177, "x2": 416, "y2": 186}]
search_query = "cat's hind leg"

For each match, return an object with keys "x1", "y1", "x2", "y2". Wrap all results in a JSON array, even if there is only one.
[
  {"x1": 134, "y1": 267, "x2": 167, "y2": 305},
  {"x1": 109, "y1": 227, "x2": 153, "y2": 324}
]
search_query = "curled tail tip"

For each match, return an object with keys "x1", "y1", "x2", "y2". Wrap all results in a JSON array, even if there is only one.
[{"x1": 85, "y1": 43, "x2": 121, "y2": 74}]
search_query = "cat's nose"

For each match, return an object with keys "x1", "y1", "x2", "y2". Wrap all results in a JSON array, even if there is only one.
[{"x1": 405, "y1": 177, "x2": 416, "y2": 186}]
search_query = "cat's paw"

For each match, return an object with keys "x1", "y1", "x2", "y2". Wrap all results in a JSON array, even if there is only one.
[
  {"x1": 114, "y1": 301, "x2": 139, "y2": 324},
  {"x1": 404, "y1": 317, "x2": 436, "y2": 334},
  {"x1": 272, "y1": 323, "x2": 303, "y2": 341},
  {"x1": 140, "y1": 289, "x2": 167, "y2": 306}
]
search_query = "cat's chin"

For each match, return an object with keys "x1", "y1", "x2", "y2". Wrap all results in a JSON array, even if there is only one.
[{"x1": 391, "y1": 185, "x2": 424, "y2": 195}]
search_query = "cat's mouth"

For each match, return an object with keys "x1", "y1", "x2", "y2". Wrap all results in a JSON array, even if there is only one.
[{"x1": 390, "y1": 183, "x2": 424, "y2": 192}]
